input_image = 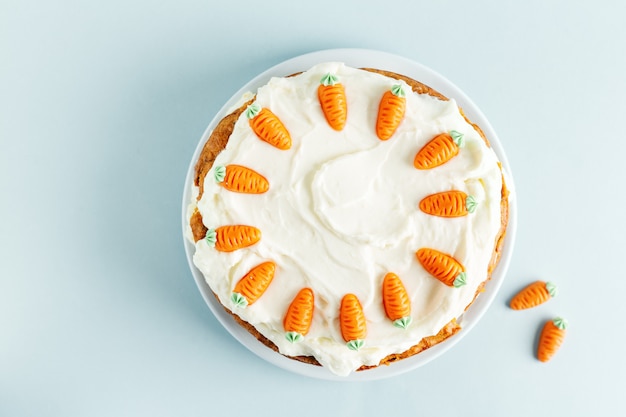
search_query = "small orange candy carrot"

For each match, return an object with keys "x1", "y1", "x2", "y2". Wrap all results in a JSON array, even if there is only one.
[
  {"x1": 419, "y1": 190, "x2": 477, "y2": 217},
  {"x1": 376, "y1": 84, "x2": 406, "y2": 140},
  {"x1": 510, "y1": 281, "x2": 558, "y2": 310},
  {"x1": 283, "y1": 288, "x2": 315, "y2": 342},
  {"x1": 339, "y1": 293, "x2": 367, "y2": 350},
  {"x1": 205, "y1": 225, "x2": 261, "y2": 252},
  {"x1": 382, "y1": 273, "x2": 412, "y2": 329},
  {"x1": 231, "y1": 261, "x2": 276, "y2": 307},
  {"x1": 246, "y1": 103, "x2": 291, "y2": 150},
  {"x1": 416, "y1": 248, "x2": 466, "y2": 288},
  {"x1": 414, "y1": 130, "x2": 464, "y2": 170},
  {"x1": 214, "y1": 164, "x2": 269, "y2": 194},
  {"x1": 537, "y1": 317, "x2": 568, "y2": 362},
  {"x1": 318, "y1": 73, "x2": 347, "y2": 131}
]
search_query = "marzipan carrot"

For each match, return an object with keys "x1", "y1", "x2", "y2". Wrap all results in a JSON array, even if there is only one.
[
  {"x1": 382, "y1": 273, "x2": 412, "y2": 329},
  {"x1": 419, "y1": 190, "x2": 477, "y2": 217},
  {"x1": 318, "y1": 73, "x2": 347, "y2": 131},
  {"x1": 376, "y1": 84, "x2": 406, "y2": 140},
  {"x1": 214, "y1": 164, "x2": 269, "y2": 194},
  {"x1": 416, "y1": 248, "x2": 466, "y2": 288},
  {"x1": 537, "y1": 317, "x2": 568, "y2": 362},
  {"x1": 414, "y1": 130, "x2": 464, "y2": 169},
  {"x1": 231, "y1": 261, "x2": 276, "y2": 307},
  {"x1": 205, "y1": 225, "x2": 261, "y2": 252},
  {"x1": 283, "y1": 288, "x2": 315, "y2": 342},
  {"x1": 246, "y1": 102, "x2": 292, "y2": 150},
  {"x1": 340, "y1": 294, "x2": 367, "y2": 350},
  {"x1": 510, "y1": 281, "x2": 558, "y2": 310}
]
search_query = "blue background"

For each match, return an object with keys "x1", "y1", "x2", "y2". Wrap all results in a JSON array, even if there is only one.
[{"x1": 2, "y1": 1, "x2": 625, "y2": 415}]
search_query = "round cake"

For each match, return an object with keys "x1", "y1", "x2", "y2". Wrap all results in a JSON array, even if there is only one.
[{"x1": 185, "y1": 62, "x2": 509, "y2": 376}]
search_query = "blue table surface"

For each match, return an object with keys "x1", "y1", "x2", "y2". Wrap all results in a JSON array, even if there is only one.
[{"x1": 2, "y1": 1, "x2": 625, "y2": 416}]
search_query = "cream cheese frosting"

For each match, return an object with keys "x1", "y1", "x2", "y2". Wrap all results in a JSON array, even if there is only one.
[{"x1": 188, "y1": 62, "x2": 504, "y2": 376}]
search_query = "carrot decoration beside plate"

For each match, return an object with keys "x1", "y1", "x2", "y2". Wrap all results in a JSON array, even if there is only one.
[
  {"x1": 537, "y1": 317, "x2": 568, "y2": 362},
  {"x1": 510, "y1": 281, "x2": 558, "y2": 310}
]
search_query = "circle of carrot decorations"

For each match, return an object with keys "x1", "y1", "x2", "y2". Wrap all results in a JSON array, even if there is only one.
[
  {"x1": 510, "y1": 281, "x2": 558, "y2": 310},
  {"x1": 283, "y1": 288, "x2": 315, "y2": 343},
  {"x1": 537, "y1": 317, "x2": 568, "y2": 362},
  {"x1": 339, "y1": 293, "x2": 367, "y2": 351},
  {"x1": 376, "y1": 84, "x2": 406, "y2": 141},
  {"x1": 231, "y1": 261, "x2": 276, "y2": 308},
  {"x1": 382, "y1": 273, "x2": 412, "y2": 329},
  {"x1": 245, "y1": 102, "x2": 292, "y2": 150},
  {"x1": 214, "y1": 164, "x2": 269, "y2": 194},
  {"x1": 414, "y1": 130, "x2": 465, "y2": 170},
  {"x1": 419, "y1": 190, "x2": 477, "y2": 217},
  {"x1": 318, "y1": 73, "x2": 347, "y2": 131},
  {"x1": 416, "y1": 248, "x2": 466, "y2": 288},
  {"x1": 205, "y1": 225, "x2": 261, "y2": 252}
]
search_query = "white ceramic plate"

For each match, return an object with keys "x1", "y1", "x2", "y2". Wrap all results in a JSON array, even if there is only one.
[{"x1": 181, "y1": 48, "x2": 517, "y2": 381}]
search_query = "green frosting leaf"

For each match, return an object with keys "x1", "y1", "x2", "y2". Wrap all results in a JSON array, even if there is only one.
[
  {"x1": 205, "y1": 229, "x2": 216, "y2": 247},
  {"x1": 347, "y1": 339, "x2": 364, "y2": 351},
  {"x1": 214, "y1": 165, "x2": 226, "y2": 183},
  {"x1": 450, "y1": 130, "x2": 465, "y2": 147},
  {"x1": 285, "y1": 332, "x2": 303, "y2": 343},
  {"x1": 391, "y1": 84, "x2": 406, "y2": 98},
  {"x1": 245, "y1": 102, "x2": 261, "y2": 119},
  {"x1": 453, "y1": 272, "x2": 467, "y2": 288},
  {"x1": 465, "y1": 195, "x2": 477, "y2": 213},
  {"x1": 231, "y1": 292, "x2": 248, "y2": 308},
  {"x1": 320, "y1": 73, "x2": 338, "y2": 86},
  {"x1": 553, "y1": 317, "x2": 568, "y2": 330},
  {"x1": 393, "y1": 316, "x2": 412, "y2": 329},
  {"x1": 546, "y1": 281, "x2": 558, "y2": 298}
]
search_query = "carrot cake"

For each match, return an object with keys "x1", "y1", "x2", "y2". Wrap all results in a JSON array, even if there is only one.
[{"x1": 185, "y1": 62, "x2": 509, "y2": 376}]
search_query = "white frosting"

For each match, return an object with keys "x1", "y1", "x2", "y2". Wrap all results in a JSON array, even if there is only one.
[{"x1": 189, "y1": 63, "x2": 504, "y2": 376}]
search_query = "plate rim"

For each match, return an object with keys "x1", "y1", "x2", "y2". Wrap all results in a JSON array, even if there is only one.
[{"x1": 181, "y1": 48, "x2": 517, "y2": 381}]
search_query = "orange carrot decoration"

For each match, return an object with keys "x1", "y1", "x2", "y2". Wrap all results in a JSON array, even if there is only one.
[
  {"x1": 205, "y1": 225, "x2": 261, "y2": 252},
  {"x1": 382, "y1": 273, "x2": 412, "y2": 329},
  {"x1": 537, "y1": 317, "x2": 568, "y2": 362},
  {"x1": 414, "y1": 130, "x2": 464, "y2": 170},
  {"x1": 419, "y1": 190, "x2": 477, "y2": 217},
  {"x1": 231, "y1": 261, "x2": 276, "y2": 307},
  {"x1": 246, "y1": 103, "x2": 292, "y2": 150},
  {"x1": 318, "y1": 73, "x2": 347, "y2": 131},
  {"x1": 339, "y1": 294, "x2": 367, "y2": 350},
  {"x1": 214, "y1": 164, "x2": 269, "y2": 194},
  {"x1": 376, "y1": 84, "x2": 406, "y2": 140},
  {"x1": 283, "y1": 288, "x2": 315, "y2": 342},
  {"x1": 416, "y1": 248, "x2": 466, "y2": 288},
  {"x1": 510, "y1": 281, "x2": 558, "y2": 310}
]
